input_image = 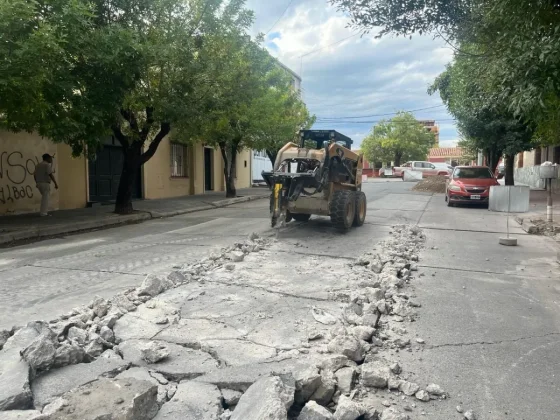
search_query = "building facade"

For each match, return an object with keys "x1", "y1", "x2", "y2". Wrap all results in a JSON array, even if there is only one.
[
  {"x1": 418, "y1": 120, "x2": 440, "y2": 147},
  {"x1": 0, "y1": 130, "x2": 252, "y2": 215},
  {"x1": 428, "y1": 147, "x2": 466, "y2": 166},
  {"x1": 514, "y1": 145, "x2": 560, "y2": 193}
]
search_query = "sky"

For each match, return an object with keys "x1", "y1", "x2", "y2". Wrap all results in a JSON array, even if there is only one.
[{"x1": 245, "y1": 0, "x2": 459, "y2": 149}]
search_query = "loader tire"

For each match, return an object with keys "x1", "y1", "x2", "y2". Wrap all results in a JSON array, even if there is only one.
[
  {"x1": 330, "y1": 190, "x2": 356, "y2": 231},
  {"x1": 353, "y1": 191, "x2": 367, "y2": 227},
  {"x1": 292, "y1": 213, "x2": 311, "y2": 222}
]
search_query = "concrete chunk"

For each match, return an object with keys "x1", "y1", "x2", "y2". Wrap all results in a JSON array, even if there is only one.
[
  {"x1": 32, "y1": 354, "x2": 129, "y2": 408},
  {"x1": 231, "y1": 374, "x2": 295, "y2": 420},
  {"x1": 0, "y1": 324, "x2": 40, "y2": 410},
  {"x1": 335, "y1": 367, "x2": 356, "y2": 395},
  {"x1": 154, "y1": 381, "x2": 222, "y2": 420},
  {"x1": 40, "y1": 378, "x2": 157, "y2": 420},
  {"x1": 118, "y1": 339, "x2": 217, "y2": 381},
  {"x1": 361, "y1": 361, "x2": 391, "y2": 388},
  {"x1": 298, "y1": 400, "x2": 333, "y2": 420},
  {"x1": 334, "y1": 395, "x2": 364, "y2": 420},
  {"x1": 294, "y1": 366, "x2": 321, "y2": 404},
  {"x1": 327, "y1": 335, "x2": 364, "y2": 362}
]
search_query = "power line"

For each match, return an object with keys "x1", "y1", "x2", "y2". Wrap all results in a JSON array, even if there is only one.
[
  {"x1": 266, "y1": 0, "x2": 295, "y2": 35},
  {"x1": 315, "y1": 105, "x2": 447, "y2": 120}
]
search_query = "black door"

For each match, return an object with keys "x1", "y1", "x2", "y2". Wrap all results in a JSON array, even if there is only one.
[
  {"x1": 88, "y1": 146, "x2": 142, "y2": 202},
  {"x1": 204, "y1": 148, "x2": 213, "y2": 191}
]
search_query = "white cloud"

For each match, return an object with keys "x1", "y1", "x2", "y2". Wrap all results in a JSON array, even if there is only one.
[{"x1": 245, "y1": 0, "x2": 457, "y2": 148}]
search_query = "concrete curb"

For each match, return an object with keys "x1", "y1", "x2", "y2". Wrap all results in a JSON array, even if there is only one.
[{"x1": 0, "y1": 194, "x2": 268, "y2": 246}]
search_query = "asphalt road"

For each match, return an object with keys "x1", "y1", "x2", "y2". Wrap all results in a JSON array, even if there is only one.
[{"x1": 1, "y1": 179, "x2": 559, "y2": 419}]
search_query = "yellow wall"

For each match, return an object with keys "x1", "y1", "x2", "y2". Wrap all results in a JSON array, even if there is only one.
[
  {"x1": 144, "y1": 137, "x2": 192, "y2": 200},
  {"x1": 0, "y1": 131, "x2": 60, "y2": 215},
  {"x1": 56, "y1": 144, "x2": 87, "y2": 210},
  {"x1": 236, "y1": 149, "x2": 252, "y2": 189}
]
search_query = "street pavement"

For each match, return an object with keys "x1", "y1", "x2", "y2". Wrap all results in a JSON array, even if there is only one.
[{"x1": 1, "y1": 179, "x2": 559, "y2": 418}]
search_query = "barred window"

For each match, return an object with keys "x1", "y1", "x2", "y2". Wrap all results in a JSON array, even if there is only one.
[{"x1": 171, "y1": 143, "x2": 187, "y2": 177}]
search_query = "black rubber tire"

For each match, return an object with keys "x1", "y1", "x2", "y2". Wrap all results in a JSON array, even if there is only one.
[
  {"x1": 330, "y1": 190, "x2": 356, "y2": 230},
  {"x1": 292, "y1": 213, "x2": 311, "y2": 222},
  {"x1": 447, "y1": 198, "x2": 454, "y2": 207},
  {"x1": 353, "y1": 191, "x2": 367, "y2": 227}
]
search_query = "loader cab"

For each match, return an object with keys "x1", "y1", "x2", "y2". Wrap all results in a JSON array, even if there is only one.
[{"x1": 299, "y1": 130, "x2": 353, "y2": 150}]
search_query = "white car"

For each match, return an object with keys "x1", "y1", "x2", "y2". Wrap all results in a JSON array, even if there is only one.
[{"x1": 432, "y1": 163, "x2": 453, "y2": 174}]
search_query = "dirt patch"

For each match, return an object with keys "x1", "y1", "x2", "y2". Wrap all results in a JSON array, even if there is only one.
[{"x1": 411, "y1": 175, "x2": 447, "y2": 193}]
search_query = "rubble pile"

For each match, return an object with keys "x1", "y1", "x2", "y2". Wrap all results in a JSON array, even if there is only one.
[
  {"x1": 411, "y1": 176, "x2": 447, "y2": 193},
  {"x1": 0, "y1": 227, "x2": 478, "y2": 419},
  {"x1": 0, "y1": 234, "x2": 269, "y2": 417}
]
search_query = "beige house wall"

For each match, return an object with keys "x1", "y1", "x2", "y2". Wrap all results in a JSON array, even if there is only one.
[
  {"x1": 57, "y1": 144, "x2": 88, "y2": 210},
  {"x1": 142, "y1": 138, "x2": 252, "y2": 199},
  {"x1": 1, "y1": 130, "x2": 254, "y2": 214},
  {"x1": 0, "y1": 131, "x2": 88, "y2": 215}
]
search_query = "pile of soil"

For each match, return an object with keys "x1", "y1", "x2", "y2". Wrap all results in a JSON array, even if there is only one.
[{"x1": 412, "y1": 175, "x2": 448, "y2": 193}]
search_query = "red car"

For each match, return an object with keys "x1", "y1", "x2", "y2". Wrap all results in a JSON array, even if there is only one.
[{"x1": 445, "y1": 166, "x2": 499, "y2": 207}]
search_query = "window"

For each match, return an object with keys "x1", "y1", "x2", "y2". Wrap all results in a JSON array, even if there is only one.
[
  {"x1": 170, "y1": 143, "x2": 187, "y2": 177},
  {"x1": 414, "y1": 162, "x2": 423, "y2": 168},
  {"x1": 423, "y1": 162, "x2": 435, "y2": 169},
  {"x1": 453, "y1": 168, "x2": 493, "y2": 179}
]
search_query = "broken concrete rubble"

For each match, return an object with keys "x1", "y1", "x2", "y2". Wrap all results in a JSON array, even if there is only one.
[
  {"x1": 141, "y1": 341, "x2": 170, "y2": 364},
  {"x1": 298, "y1": 400, "x2": 334, "y2": 420},
  {"x1": 230, "y1": 374, "x2": 295, "y2": 420},
  {"x1": 361, "y1": 361, "x2": 391, "y2": 388},
  {"x1": 398, "y1": 381, "x2": 419, "y2": 396},
  {"x1": 327, "y1": 335, "x2": 364, "y2": 363},
  {"x1": 118, "y1": 339, "x2": 217, "y2": 381},
  {"x1": 294, "y1": 366, "x2": 322, "y2": 404},
  {"x1": 40, "y1": 378, "x2": 157, "y2": 420},
  {"x1": 153, "y1": 381, "x2": 222, "y2": 420},
  {"x1": 32, "y1": 353, "x2": 129, "y2": 409},
  {"x1": 333, "y1": 395, "x2": 364, "y2": 420},
  {"x1": 310, "y1": 370, "x2": 337, "y2": 406},
  {"x1": 334, "y1": 367, "x2": 356, "y2": 395}
]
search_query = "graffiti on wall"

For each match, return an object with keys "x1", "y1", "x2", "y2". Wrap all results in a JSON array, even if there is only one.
[{"x1": 0, "y1": 151, "x2": 43, "y2": 205}]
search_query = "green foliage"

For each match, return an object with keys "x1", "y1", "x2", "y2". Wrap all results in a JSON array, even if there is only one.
[
  {"x1": 360, "y1": 112, "x2": 435, "y2": 166},
  {"x1": 429, "y1": 52, "x2": 535, "y2": 177}
]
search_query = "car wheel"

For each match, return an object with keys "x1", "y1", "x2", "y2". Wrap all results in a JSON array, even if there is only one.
[{"x1": 447, "y1": 197, "x2": 453, "y2": 207}]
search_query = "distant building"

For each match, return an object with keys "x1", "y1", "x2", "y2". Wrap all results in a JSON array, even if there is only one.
[
  {"x1": 428, "y1": 147, "x2": 465, "y2": 166},
  {"x1": 418, "y1": 120, "x2": 440, "y2": 147},
  {"x1": 252, "y1": 60, "x2": 303, "y2": 183},
  {"x1": 275, "y1": 60, "x2": 302, "y2": 93}
]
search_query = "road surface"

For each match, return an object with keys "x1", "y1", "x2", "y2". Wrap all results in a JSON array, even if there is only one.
[{"x1": 1, "y1": 179, "x2": 559, "y2": 418}]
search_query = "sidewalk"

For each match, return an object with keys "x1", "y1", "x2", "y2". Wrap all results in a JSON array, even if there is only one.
[{"x1": 0, "y1": 188, "x2": 269, "y2": 246}]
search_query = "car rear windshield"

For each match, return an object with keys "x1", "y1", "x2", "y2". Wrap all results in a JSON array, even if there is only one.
[{"x1": 454, "y1": 168, "x2": 493, "y2": 179}]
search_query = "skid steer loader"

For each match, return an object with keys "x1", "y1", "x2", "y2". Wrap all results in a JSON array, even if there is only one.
[{"x1": 262, "y1": 130, "x2": 366, "y2": 230}]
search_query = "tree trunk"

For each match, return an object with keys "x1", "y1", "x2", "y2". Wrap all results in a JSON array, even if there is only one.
[
  {"x1": 114, "y1": 149, "x2": 140, "y2": 214},
  {"x1": 220, "y1": 140, "x2": 240, "y2": 198},
  {"x1": 266, "y1": 150, "x2": 277, "y2": 168},
  {"x1": 505, "y1": 153, "x2": 515, "y2": 186},
  {"x1": 394, "y1": 151, "x2": 403, "y2": 167},
  {"x1": 112, "y1": 116, "x2": 170, "y2": 215}
]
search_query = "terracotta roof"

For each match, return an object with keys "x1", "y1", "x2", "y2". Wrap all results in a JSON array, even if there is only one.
[{"x1": 429, "y1": 147, "x2": 463, "y2": 158}]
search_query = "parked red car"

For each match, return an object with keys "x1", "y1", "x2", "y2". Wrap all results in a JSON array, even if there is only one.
[{"x1": 445, "y1": 166, "x2": 499, "y2": 207}]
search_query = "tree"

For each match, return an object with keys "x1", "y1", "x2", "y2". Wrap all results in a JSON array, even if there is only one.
[
  {"x1": 184, "y1": 33, "x2": 284, "y2": 197},
  {"x1": 360, "y1": 112, "x2": 435, "y2": 167},
  {"x1": 0, "y1": 0, "x2": 254, "y2": 213},
  {"x1": 429, "y1": 51, "x2": 535, "y2": 185},
  {"x1": 251, "y1": 88, "x2": 315, "y2": 167},
  {"x1": 332, "y1": 0, "x2": 560, "y2": 143}
]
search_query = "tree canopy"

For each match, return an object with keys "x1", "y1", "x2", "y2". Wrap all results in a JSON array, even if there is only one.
[
  {"x1": 333, "y1": 0, "x2": 559, "y2": 183},
  {"x1": 0, "y1": 0, "x2": 313, "y2": 210},
  {"x1": 360, "y1": 112, "x2": 435, "y2": 167}
]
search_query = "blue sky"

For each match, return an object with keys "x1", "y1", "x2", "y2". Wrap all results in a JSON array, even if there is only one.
[{"x1": 245, "y1": 0, "x2": 459, "y2": 149}]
